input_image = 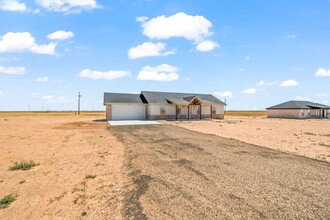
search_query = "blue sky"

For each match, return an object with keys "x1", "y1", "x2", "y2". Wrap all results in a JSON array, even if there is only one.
[{"x1": 0, "y1": 0, "x2": 329, "y2": 111}]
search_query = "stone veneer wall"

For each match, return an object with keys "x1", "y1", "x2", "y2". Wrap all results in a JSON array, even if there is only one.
[
  {"x1": 106, "y1": 105, "x2": 112, "y2": 120},
  {"x1": 212, "y1": 114, "x2": 224, "y2": 119},
  {"x1": 147, "y1": 115, "x2": 176, "y2": 120},
  {"x1": 147, "y1": 114, "x2": 224, "y2": 120}
]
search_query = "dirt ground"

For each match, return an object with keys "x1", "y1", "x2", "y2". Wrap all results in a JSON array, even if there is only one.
[
  {"x1": 1, "y1": 113, "x2": 330, "y2": 219},
  {"x1": 0, "y1": 113, "x2": 128, "y2": 220},
  {"x1": 169, "y1": 116, "x2": 330, "y2": 162},
  {"x1": 112, "y1": 124, "x2": 330, "y2": 219}
]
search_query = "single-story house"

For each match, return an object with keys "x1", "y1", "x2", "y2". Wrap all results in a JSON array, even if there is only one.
[
  {"x1": 104, "y1": 91, "x2": 226, "y2": 120},
  {"x1": 266, "y1": 100, "x2": 330, "y2": 119}
]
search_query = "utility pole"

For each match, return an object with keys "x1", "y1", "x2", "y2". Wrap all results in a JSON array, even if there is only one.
[
  {"x1": 78, "y1": 92, "x2": 81, "y2": 115},
  {"x1": 224, "y1": 99, "x2": 227, "y2": 114}
]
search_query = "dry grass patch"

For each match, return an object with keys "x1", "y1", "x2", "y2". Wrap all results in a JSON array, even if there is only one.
[
  {"x1": 85, "y1": 174, "x2": 97, "y2": 179},
  {"x1": 225, "y1": 111, "x2": 266, "y2": 117},
  {"x1": 9, "y1": 160, "x2": 38, "y2": 171},
  {"x1": 0, "y1": 194, "x2": 17, "y2": 209}
]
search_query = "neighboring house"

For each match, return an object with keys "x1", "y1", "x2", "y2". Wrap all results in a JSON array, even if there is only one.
[
  {"x1": 266, "y1": 100, "x2": 330, "y2": 119},
  {"x1": 104, "y1": 91, "x2": 226, "y2": 120}
]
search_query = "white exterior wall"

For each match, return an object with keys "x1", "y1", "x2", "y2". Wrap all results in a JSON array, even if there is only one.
[
  {"x1": 267, "y1": 109, "x2": 308, "y2": 119},
  {"x1": 147, "y1": 104, "x2": 176, "y2": 116},
  {"x1": 212, "y1": 104, "x2": 224, "y2": 115},
  {"x1": 202, "y1": 105, "x2": 211, "y2": 115}
]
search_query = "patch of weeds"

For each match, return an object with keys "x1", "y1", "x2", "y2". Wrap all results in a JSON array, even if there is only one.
[
  {"x1": 321, "y1": 134, "x2": 330, "y2": 137},
  {"x1": 72, "y1": 186, "x2": 85, "y2": 193},
  {"x1": 0, "y1": 194, "x2": 17, "y2": 209},
  {"x1": 316, "y1": 154, "x2": 327, "y2": 160},
  {"x1": 95, "y1": 163, "x2": 105, "y2": 167},
  {"x1": 256, "y1": 128, "x2": 261, "y2": 130},
  {"x1": 85, "y1": 174, "x2": 96, "y2": 179},
  {"x1": 73, "y1": 194, "x2": 87, "y2": 205},
  {"x1": 304, "y1": 132, "x2": 316, "y2": 136},
  {"x1": 319, "y1": 143, "x2": 330, "y2": 148},
  {"x1": 9, "y1": 160, "x2": 38, "y2": 171},
  {"x1": 4, "y1": 118, "x2": 8, "y2": 121},
  {"x1": 18, "y1": 180, "x2": 26, "y2": 184},
  {"x1": 0, "y1": 180, "x2": 4, "y2": 183}
]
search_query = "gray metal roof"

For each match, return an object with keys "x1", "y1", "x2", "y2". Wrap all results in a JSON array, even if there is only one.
[
  {"x1": 104, "y1": 93, "x2": 147, "y2": 104},
  {"x1": 141, "y1": 91, "x2": 226, "y2": 104},
  {"x1": 267, "y1": 100, "x2": 330, "y2": 109},
  {"x1": 104, "y1": 91, "x2": 226, "y2": 105}
]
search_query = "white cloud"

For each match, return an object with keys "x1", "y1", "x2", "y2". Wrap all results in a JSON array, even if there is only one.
[
  {"x1": 42, "y1": 95, "x2": 70, "y2": 103},
  {"x1": 36, "y1": 77, "x2": 49, "y2": 82},
  {"x1": 315, "y1": 68, "x2": 330, "y2": 77},
  {"x1": 283, "y1": 34, "x2": 296, "y2": 40},
  {"x1": 291, "y1": 67, "x2": 305, "y2": 72},
  {"x1": 36, "y1": 0, "x2": 99, "y2": 13},
  {"x1": 196, "y1": 40, "x2": 219, "y2": 52},
  {"x1": 128, "y1": 42, "x2": 174, "y2": 59},
  {"x1": 185, "y1": 77, "x2": 190, "y2": 81},
  {"x1": 245, "y1": 56, "x2": 251, "y2": 61},
  {"x1": 279, "y1": 79, "x2": 299, "y2": 87},
  {"x1": 0, "y1": 66, "x2": 26, "y2": 75},
  {"x1": 137, "y1": 64, "x2": 179, "y2": 82},
  {"x1": 237, "y1": 68, "x2": 245, "y2": 72},
  {"x1": 316, "y1": 93, "x2": 328, "y2": 97},
  {"x1": 47, "y1": 31, "x2": 74, "y2": 40},
  {"x1": 136, "y1": 16, "x2": 148, "y2": 22},
  {"x1": 214, "y1": 91, "x2": 233, "y2": 98},
  {"x1": 0, "y1": 90, "x2": 3, "y2": 96},
  {"x1": 294, "y1": 96, "x2": 310, "y2": 101},
  {"x1": 42, "y1": 95, "x2": 54, "y2": 100},
  {"x1": 0, "y1": 0, "x2": 27, "y2": 12},
  {"x1": 141, "y1": 12, "x2": 212, "y2": 42},
  {"x1": 79, "y1": 69, "x2": 131, "y2": 80},
  {"x1": 256, "y1": 80, "x2": 278, "y2": 87},
  {"x1": 0, "y1": 32, "x2": 56, "y2": 55},
  {"x1": 32, "y1": 92, "x2": 39, "y2": 96},
  {"x1": 241, "y1": 88, "x2": 256, "y2": 94}
]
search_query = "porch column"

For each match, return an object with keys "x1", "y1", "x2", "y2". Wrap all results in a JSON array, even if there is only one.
[
  {"x1": 210, "y1": 105, "x2": 212, "y2": 119},
  {"x1": 188, "y1": 105, "x2": 190, "y2": 120},
  {"x1": 200, "y1": 104, "x2": 202, "y2": 119},
  {"x1": 176, "y1": 105, "x2": 178, "y2": 120}
]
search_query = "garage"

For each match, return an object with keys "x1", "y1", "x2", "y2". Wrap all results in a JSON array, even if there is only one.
[{"x1": 111, "y1": 104, "x2": 146, "y2": 120}]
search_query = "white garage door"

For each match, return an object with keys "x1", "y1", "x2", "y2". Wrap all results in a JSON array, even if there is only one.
[{"x1": 112, "y1": 104, "x2": 146, "y2": 120}]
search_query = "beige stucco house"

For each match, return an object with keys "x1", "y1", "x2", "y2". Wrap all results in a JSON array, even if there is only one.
[
  {"x1": 104, "y1": 91, "x2": 226, "y2": 120},
  {"x1": 267, "y1": 100, "x2": 330, "y2": 119}
]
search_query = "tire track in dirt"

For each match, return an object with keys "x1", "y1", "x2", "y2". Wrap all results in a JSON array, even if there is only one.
[{"x1": 110, "y1": 124, "x2": 330, "y2": 220}]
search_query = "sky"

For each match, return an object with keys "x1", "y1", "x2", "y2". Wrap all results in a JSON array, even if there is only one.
[{"x1": 0, "y1": 0, "x2": 329, "y2": 111}]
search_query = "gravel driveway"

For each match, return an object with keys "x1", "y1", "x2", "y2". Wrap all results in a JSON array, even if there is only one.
[{"x1": 110, "y1": 124, "x2": 330, "y2": 219}]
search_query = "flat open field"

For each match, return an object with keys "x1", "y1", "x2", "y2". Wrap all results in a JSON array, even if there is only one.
[
  {"x1": 1, "y1": 112, "x2": 329, "y2": 219},
  {"x1": 171, "y1": 116, "x2": 330, "y2": 162},
  {"x1": 0, "y1": 112, "x2": 127, "y2": 219}
]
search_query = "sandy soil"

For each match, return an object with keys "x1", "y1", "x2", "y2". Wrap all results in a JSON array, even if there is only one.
[
  {"x1": 0, "y1": 114, "x2": 127, "y2": 220},
  {"x1": 111, "y1": 124, "x2": 330, "y2": 219},
  {"x1": 169, "y1": 116, "x2": 330, "y2": 162},
  {"x1": 1, "y1": 113, "x2": 330, "y2": 219}
]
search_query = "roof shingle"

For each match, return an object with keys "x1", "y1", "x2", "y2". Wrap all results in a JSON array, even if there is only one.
[{"x1": 267, "y1": 100, "x2": 330, "y2": 109}]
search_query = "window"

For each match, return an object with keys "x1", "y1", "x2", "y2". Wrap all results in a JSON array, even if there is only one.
[
  {"x1": 212, "y1": 106, "x2": 216, "y2": 115},
  {"x1": 176, "y1": 106, "x2": 181, "y2": 115},
  {"x1": 160, "y1": 106, "x2": 166, "y2": 115}
]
